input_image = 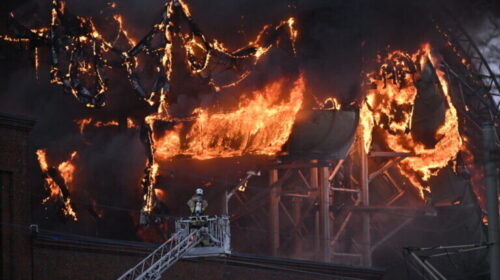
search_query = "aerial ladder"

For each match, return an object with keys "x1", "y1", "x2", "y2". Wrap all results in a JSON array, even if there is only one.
[
  {"x1": 116, "y1": 171, "x2": 260, "y2": 280},
  {"x1": 117, "y1": 216, "x2": 230, "y2": 280}
]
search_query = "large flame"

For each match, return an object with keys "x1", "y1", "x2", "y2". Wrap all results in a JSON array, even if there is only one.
[
  {"x1": 360, "y1": 44, "x2": 463, "y2": 196},
  {"x1": 6, "y1": 0, "x2": 303, "y2": 218},
  {"x1": 140, "y1": 76, "x2": 304, "y2": 213},
  {"x1": 152, "y1": 76, "x2": 305, "y2": 160},
  {"x1": 58, "y1": 151, "x2": 77, "y2": 186},
  {"x1": 36, "y1": 149, "x2": 78, "y2": 220}
]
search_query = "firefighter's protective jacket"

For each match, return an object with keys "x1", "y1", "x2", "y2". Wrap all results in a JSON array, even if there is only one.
[{"x1": 187, "y1": 195, "x2": 208, "y2": 215}]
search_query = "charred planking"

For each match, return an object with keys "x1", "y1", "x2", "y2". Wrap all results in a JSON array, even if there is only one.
[
  {"x1": 411, "y1": 58, "x2": 446, "y2": 148},
  {"x1": 282, "y1": 109, "x2": 358, "y2": 160}
]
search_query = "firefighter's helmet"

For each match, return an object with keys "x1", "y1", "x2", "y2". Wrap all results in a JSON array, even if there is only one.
[{"x1": 195, "y1": 188, "x2": 204, "y2": 195}]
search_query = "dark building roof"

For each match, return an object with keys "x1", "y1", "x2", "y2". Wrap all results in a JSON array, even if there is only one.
[
  {"x1": 33, "y1": 229, "x2": 385, "y2": 280},
  {"x1": 0, "y1": 112, "x2": 36, "y2": 130}
]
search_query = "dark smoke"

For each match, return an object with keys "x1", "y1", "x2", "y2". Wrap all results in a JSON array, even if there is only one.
[{"x1": 0, "y1": 1, "x2": 495, "y2": 278}]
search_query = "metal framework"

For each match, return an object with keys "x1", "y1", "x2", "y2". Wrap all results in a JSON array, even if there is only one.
[
  {"x1": 229, "y1": 132, "x2": 418, "y2": 267},
  {"x1": 226, "y1": 9, "x2": 500, "y2": 272},
  {"x1": 405, "y1": 243, "x2": 490, "y2": 280},
  {"x1": 329, "y1": 135, "x2": 421, "y2": 267},
  {"x1": 435, "y1": 9, "x2": 500, "y2": 135},
  {"x1": 120, "y1": 6, "x2": 498, "y2": 280}
]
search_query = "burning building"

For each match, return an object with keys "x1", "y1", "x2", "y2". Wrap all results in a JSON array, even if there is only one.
[{"x1": 0, "y1": 0, "x2": 499, "y2": 279}]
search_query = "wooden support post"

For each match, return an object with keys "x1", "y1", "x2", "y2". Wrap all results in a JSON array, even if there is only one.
[
  {"x1": 292, "y1": 197, "x2": 303, "y2": 255},
  {"x1": 310, "y1": 162, "x2": 319, "y2": 257},
  {"x1": 269, "y1": 169, "x2": 280, "y2": 256},
  {"x1": 314, "y1": 211, "x2": 320, "y2": 259},
  {"x1": 319, "y1": 166, "x2": 331, "y2": 262},
  {"x1": 222, "y1": 191, "x2": 229, "y2": 216},
  {"x1": 359, "y1": 135, "x2": 372, "y2": 267},
  {"x1": 310, "y1": 163, "x2": 319, "y2": 189}
]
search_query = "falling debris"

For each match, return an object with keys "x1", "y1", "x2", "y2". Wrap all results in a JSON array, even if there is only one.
[{"x1": 36, "y1": 149, "x2": 78, "y2": 221}]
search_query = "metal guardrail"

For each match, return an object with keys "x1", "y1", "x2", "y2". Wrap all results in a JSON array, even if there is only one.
[{"x1": 176, "y1": 216, "x2": 231, "y2": 257}]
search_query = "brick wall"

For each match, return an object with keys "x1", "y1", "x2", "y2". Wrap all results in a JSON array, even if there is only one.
[
  {"x1": 30, "y1": 235, "x2": 383, "y2": 280},
  {"x1": 0, "y1": 112, "x2": 36, "y2": 280}
]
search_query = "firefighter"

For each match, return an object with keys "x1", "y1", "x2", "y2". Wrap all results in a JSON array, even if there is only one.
[
  {"x1": 187, "y1": 188, "x2": 208, "y2": 216},
  {"x1": 187, "y1": 188, "x2": 210, "y2": 246}
]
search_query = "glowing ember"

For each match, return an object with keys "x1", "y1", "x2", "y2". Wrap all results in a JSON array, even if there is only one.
[
  {"x1": 36, "y1": 149, "x2": 78, "y2": 220},
  {"x1": 0, "y1": 35, "x2": 30, "y2": 43},
  {"x1": 127, "y1": 117, "x2": 138, "y2": 128},
  {"x1": 112, "y1": 14, "x2": 136, "y2": 46},
  {"x1": 142, "y1": 162, "x2": 159, "y2": 213},
  {"x1": 76, "y1": 118, "x2": 92, "y2": 133},
  {"x1": 322, "y1": 97, "x2": 342, "y2": 110},
  {"x1": 94, "y1": 120, "x2": 119, "y2": 127},
  {"x1": 360, "y1": 44, "x2": 463, "y2": 196},
  {"x1": 154, "y1": 188, "x2": 167, "y2": 202},
  {"x1": 152, "y1": 75, "x2": 305, "y2": 160},
  {"x1": 34, "y1": 47, "x2": 40, "y2": 80},
  {"x1": 75, "y1": 118, "x2": 120, "y2": 133}
]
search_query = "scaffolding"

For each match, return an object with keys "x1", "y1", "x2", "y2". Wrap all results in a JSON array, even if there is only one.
[{"x1": 228, "y1": 11, "x2": 500, "y2": 275}]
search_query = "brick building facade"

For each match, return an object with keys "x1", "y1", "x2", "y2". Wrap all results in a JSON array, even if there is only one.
[{"x1": 0, "y1": 112, "x2": 36, "y2": 280}]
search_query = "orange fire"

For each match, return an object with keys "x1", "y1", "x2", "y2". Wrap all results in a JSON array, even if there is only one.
[
  {"x1": 58, "y1": 151, "x2": 77, "y2": 186},
  {"x1": 322, "y1": 97, "x2": 342, "y2": 110},
  {"x1": 9, "y1": 0, "x2": 301, "y2": 217},
  {"x1": 94, "y1": 120, "x2": 119, "y2": 127},
  {"x1": 154, "y1": 188, "x2": 167, "y2": 203},
  {"x1": 76, "y1": 118, "x2": 92, "y2": 133},
  {"x1": 360, "y1": 44, "x2": 463, "y2": 196},
  {"x1": 140, "y1": 76, "x2": 304, "y2": 214},
  {"x1": 127, "y1": 117, "x2": 138, "y2": 129},
  {"x1": 142, "y1": 162, "x2": 159, "y2": 213},
  {"x1": 75, "y1": 118, "x2": 120, "y2": 133},
  {"x1": 36, "y1": 149, "x2": 78, "y2": 220},
  {"x1": 112, "y1": 14, "x2": 136, "y2": 46},
  {"x1": 152, "y1": 75, "x2": 305, "y2": 160},
  {"x1": 36, "y1": 150, "x2": 58, "y2": 197},
  {"x1": 0, "y1": 35, "x2": 30, "y2": 43}
]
